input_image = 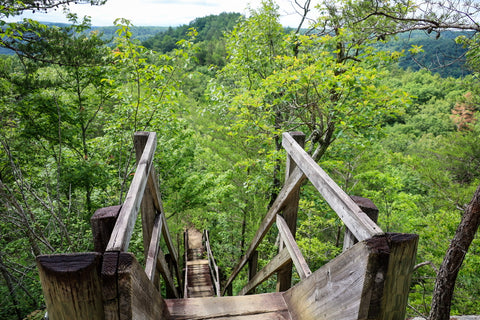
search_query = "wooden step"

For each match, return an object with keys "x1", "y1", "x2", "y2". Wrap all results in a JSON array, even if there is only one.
[{"x1": 166, "y1": 292, "x2": 292, "y2": 320}]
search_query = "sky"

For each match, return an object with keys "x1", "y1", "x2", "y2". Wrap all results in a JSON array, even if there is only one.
[{"x1": 8, "y1": 0, "x2": 312, "y2": 27}]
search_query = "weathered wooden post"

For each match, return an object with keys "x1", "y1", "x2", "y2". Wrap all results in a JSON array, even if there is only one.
[
  {"x1": 102, "y1": 252, "x2": 171, "y2": 320},
  {"x1": 277, "y1": 131, "x2": 305, "y2": 292},
  {"x1": 37, "y1": 253, "x2": 104, "y2": 320},
  {"x1": 247, "y1": 250, "x2": 258, "y2": 294},
  {"x1": 343, "y1": 196, "x2": 379, "y2": 251},
  {"x1": 91, "y1": 205, "x2": 122, "y2": 253}
]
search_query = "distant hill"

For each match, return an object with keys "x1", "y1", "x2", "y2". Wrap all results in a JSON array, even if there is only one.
[
  {"x1": 92, "y1": 26, "x2": 169, "y2": 42},
  {"x1": 142, "y1": 12, "x2": 242, "y2": 67},
  {"x1": 0, "y1": 18, "x2": 473, "y2": 77},
  {"x1": 0, "y1": 23, "x2": 168, "y2": 56},
  {"x1": 142, "y1": 12, "x2": 241, "y2": 52},
  {"x1": 383, "y1": 30, "x2": 472, "y2": 78}
]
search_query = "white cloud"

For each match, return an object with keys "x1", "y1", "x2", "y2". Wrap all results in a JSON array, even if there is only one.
[{"x1": 5, "y1": 0, "x2": 312, "y2": 27}]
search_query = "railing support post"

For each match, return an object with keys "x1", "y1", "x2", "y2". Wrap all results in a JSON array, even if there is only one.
[
  {"x1": 247, "y1": 250, "x2": 258, "y2": 294},
  {"x1": 343, "y1": 196, "x2": 379, "y2": 251},
  {"x1": 91, "y1": 205, "x2": 122, "y2": 253},
  {"x1": 37, "y1": 253, "x2": 104, "y2": 320},
  {"x1": 277, "y1": 131, "x2": 305, "y2": 292}
]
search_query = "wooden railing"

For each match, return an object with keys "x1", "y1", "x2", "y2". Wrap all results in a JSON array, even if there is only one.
[
  {"x1": 203, "y1": 230, "x2": 221, "y2": 296},
  {"x1": 37, "y1": 132, "x2": 181, "y2": 320},
  {"x1": 223, "y1": 131, "x2": 384, "y2": 295}
]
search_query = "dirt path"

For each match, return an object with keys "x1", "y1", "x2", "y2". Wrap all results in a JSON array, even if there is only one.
[{"x1": 187, "y1": 228, "x2": 203, "y2": 249}]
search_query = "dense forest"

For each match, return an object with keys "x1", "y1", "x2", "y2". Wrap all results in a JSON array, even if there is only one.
[{"x1": 1, "y1": 0, "x2": 480, "y2": 319}]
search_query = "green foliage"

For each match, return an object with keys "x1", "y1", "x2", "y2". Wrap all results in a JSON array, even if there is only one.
[
  {"x1": 1, "y1": 0, "x2": 480, "y2": 318},
  {"x1": 142, "y1": 12, "x2": 242, "y2": 67}
]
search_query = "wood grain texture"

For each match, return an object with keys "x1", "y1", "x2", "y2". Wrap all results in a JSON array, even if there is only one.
[
  {"x1": 377, "y1": 233, "x2": 418, "y2": 320},
  {"x1": 277, "y1": 132, "x2": 305, "y2": 292},
  {"x1": 276, "y1": 215, "x2": 311, "y2": 280},
  {"x1": 101, "y1": 252, "x2": 120, "y2": 320},
  {"x1": 157, "y1": 246, "x2": 180, "y2": 298},
  {"x1": 283, "y1": 240, "x2": 377, "y2": 320},
  {"x1": 283, "y1": 233, "x2": 417, "y2": 320},
  {"x1": 37, "y1": 253, "x2": 104, "y2": 320},
  {"x1": 107, "y1": 132, "x2": 157, "y2": 252},
  {"x1": 116, "y1": 252, "x2": 171, "y2": 320},
  {"x1": 165, "y1": 292, "x2": 291, "y2": 320},
  {"x1": 145, "y1": 213, "x2": 163, "y2": 282},
  {"x1": 282, "y1": 132, "x2": 383, "y2": 241},
  {"x1": 239, "y1": 248, "x2": 291, "y2": 296},
  {"x1": 135, "y1": 133, "x2": 157, "y2": 262}
]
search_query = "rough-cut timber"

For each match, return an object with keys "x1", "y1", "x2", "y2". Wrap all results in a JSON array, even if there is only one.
[
  {"x1": 343, "y1": 196, "x2": 379, "y2": 251},
  {"x1": 102, "y1": 252, "x2": 171, "y2": 320},
  {"x1": 282, "y1": 233, "x2": 418, "y2": 320},
  {"x1": 107, "y1": 132, "x2": 157, "y2": 252},
  {"x1": 277, "y1": 132, "x2": 305, "y2": 292},
  {"x1": 36, "y1": 253, "x2": 104, "y2": 320},
  {"x1": 282, "y1": 132, "x2": 383, "y2": 241},
  {"x1": 276, "y1": 214, "x2": 312, "y2": 280},
  {"x1": 91, "y1": 205, "x2": 121, "y2": 253},
  {"x1": 166, "y1": 292, "x2": 292, "y2": 320}
]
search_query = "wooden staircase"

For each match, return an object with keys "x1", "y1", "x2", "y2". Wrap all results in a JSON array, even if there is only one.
[
  {"x1": 36, "y1": 131, "x2": 418, "y2": 320},
  {"x1": 184, "y1": 229, "x2": 215, "y2": 298}
]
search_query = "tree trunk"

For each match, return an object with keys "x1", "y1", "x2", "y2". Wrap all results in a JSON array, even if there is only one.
[{"x1": 429, "y1": 184, "x2": 480, "y2": 320}]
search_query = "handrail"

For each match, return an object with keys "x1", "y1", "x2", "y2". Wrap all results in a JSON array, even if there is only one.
[
  {"x1": 281, "y1": 132, "x2": 383, "y2": 241},
  {"x1": 184, "y1": 230, "x2": 189, "y2": 297},
  {"x1": 222, "y1": 166, "x2": 306, "y2": 294},
  {"x1": 107, "y1": 132, "x2": 157, "y2": 252},
  {"x1": 276, "y1": 215, "x2": 311, "y2": 280},
  {"x1": 224, "y1": 131, "x2": 383, "y2": 295},
  {"x1": 203, "y1": 230, "x2": 221, "y2": 297},
  {"x1": 238, "y1": 214, "x2": 312, "y2": 296},
  {"x1": 105, "y1": 132, "x2": 181, "y2": 298}
]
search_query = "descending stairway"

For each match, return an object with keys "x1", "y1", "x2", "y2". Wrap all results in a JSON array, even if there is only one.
[
  {"x1": 184, "y1": 229, "x2": 215, "y2": 298},
  {"x1": 36, "y1": 132, "x2": 418, "y2": 320}
]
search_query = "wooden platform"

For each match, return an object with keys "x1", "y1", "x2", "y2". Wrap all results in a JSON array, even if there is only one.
[{"x1": 166, "y1": 292, "x2": 292, "y2": 320}]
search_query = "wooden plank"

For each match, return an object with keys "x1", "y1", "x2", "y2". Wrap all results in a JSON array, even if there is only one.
[
  {"x1": 91, "y1": 205, "x2": 121, "y2": 253},
  {"x1": 343, "y1": 196, "x2": 379, "y2": 251},
  {"x1": 116, "y1": 252, "x2": 171, "y2": 320},
  {"x1": 184, "y1": 230, "x2": 189, "y2": 297},
  {"x1": 203, "y1": 230, "x2": 221, "y2": 296},
  {"x1": 376, "y1": 233, "x2": 418, "y2": 320},
  {"x1": 36, "y1": 253, "x2": 104, "y2": 320},
  {"x1": 188, "y1": 312, "x2": 292, "y2": 320},
  {"x1": 156, "y1": 245, "x2": 180, "y2": 298},
  {"x1": 161, "y1": 212, "x2": 181, "y2": 288},
  {"x1": 145, "y1": 213, "x2": 163, "y2": 282},
  {"x1": 282, "y1": 239, "x2": 381, "y2": 320},
  {"x1": 165, "y1": 292, "x2": 289, "y2": 320},
  {"x1": 135, "y1": 132, "x2": 158, "y2": 264},
  {"x1": 222, "y1": 165, "x2": 306, "y2": 294},
  {"x1": 107, "y1": 132, "x2": 157, "y2": 252},
  {"x1": 277, "y1": 132, "x2": 305, "y2": 292},
  {"x1": 282, "y1": 132, "x2": 383, "y2": 241},
  {"x1": 247, "y1": 250, "x2": 258, "y2": 294},
  {"x1": 101, "y1": 252, "x2": 120, "y2": 320},
  {"x1": 283, "y1": 233, "x2": 418, "y2": 320},
  {"x1": 276, "y1": 215, "x2": 312, "y2": 280},
  {"x1": 239, "y1": 248, "x2": 291, "y2": 296},
  {"x1": 146, "y1": 162, "x2": 180, "y2": 273}
]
